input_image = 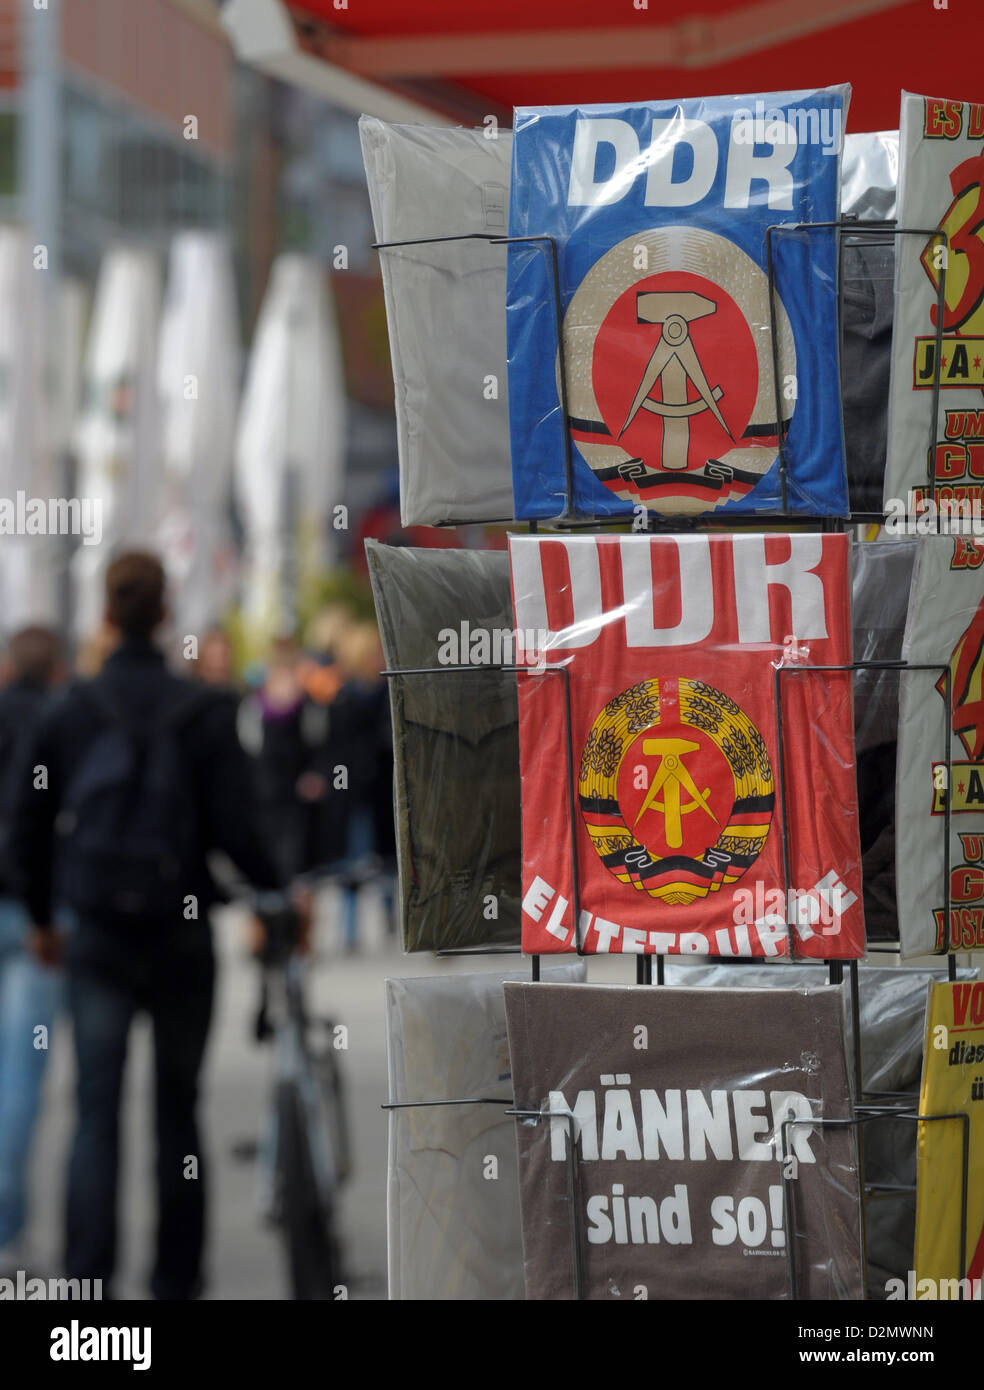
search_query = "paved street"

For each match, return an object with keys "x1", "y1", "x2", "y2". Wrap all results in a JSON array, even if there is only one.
[
  {"x1": 18, "y1": 893, "x2": 939, "y2": 1303},
  {"x1": 22, "y1": 884, "x2": 627, "y2": 1301},
  {"x1": 25, "y1": 886, "x2": 399, "y2": 1300}
]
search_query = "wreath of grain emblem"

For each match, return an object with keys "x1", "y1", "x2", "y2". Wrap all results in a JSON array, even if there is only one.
[{"x1": 578, "y1": 678, "x2": 774, "y2": 903}]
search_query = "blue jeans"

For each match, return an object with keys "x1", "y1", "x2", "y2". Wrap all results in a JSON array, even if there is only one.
[
  {"x1": 0, "y1": 898, "x2": 63, "y2": 1247},
  {"x1": 65, "y1": 921, "x2": 214, "y2": 1299},
  {"x1": 342, "y1": 804, "x2": 374, "y2": 949}
]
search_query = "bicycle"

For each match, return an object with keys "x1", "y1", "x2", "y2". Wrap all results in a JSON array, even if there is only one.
[{"x1": 252, "y1": 901, "x2": 351, "y2": 1300}]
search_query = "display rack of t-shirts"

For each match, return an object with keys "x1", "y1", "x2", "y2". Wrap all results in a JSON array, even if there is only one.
[
  {"x1": 361, "y1": 104, "x2": 947, "y2": 531},
  {"x1": 359, "y1": 81, "x2": 982, "y2": 1306},
  {"x1": 383, "y1": 961, "x2": 585, "y2": 1300},
  {"x1": 365, "y1": 531, "x2": 962, "y2": 969},
  {"x1": 366, "y1": 540, "x2": 523, "y2": 953}
]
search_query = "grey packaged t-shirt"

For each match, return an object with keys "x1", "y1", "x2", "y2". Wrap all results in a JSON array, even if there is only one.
[
  {"x1": 841, "y1": 131, "x2": 898, "y2": 222},
  {"x1": 840, "y1": 133, "x2": 898, "y2": 514},
  {"x1": 367, "y1": 540, "x2": 521, "y2": 951},
  {"x1": 504, "y1": 982, "x2": 864, "y2": 1300},
  {"x1": 386, "y1": 962, "x2": 585, "y2": 1300},
  {"x1": 360, "y1": 116, "x2": 514, "y2": 525}
]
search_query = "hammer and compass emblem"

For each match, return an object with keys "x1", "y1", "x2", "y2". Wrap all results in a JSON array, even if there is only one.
[
  {"x1": 619, "y1": 292, "x2": 734, "y2": 471},
  {"x1": 633, "y1": 737, "x2": 719, "y2": 849},
  {"x1": 560, "y1": 228, "x2": 797, "y2": 508}
]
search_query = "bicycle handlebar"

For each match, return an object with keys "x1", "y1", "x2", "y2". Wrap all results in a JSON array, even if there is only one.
[{"x1": 253, "y1": 901, "x2": 302, "y2": 969}]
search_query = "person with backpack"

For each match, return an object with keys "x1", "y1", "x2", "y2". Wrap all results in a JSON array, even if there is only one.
[
  {"x1": 0, "y1": 626, "x2": 64, "y2": 1273},
  {"x1": 9, "y1": 553, "x2": 293, "y2": 1300}
]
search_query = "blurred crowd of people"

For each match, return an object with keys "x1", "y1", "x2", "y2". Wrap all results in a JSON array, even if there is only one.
[
  {"x1": 0, "y1": 551, "x2": 394, "y2": 1295},
  {"x1": 232, "y1": 613, "x2": 396, "y2": 948}
]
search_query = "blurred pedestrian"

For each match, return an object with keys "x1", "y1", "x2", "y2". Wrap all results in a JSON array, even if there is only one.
[
  {"x1": 0, "y1": 627, "x2": 64, "y2": 1272},
  {"x1": 302, "y1": 622, "x2": 394, "y2": 952},
  {"x1": 8, "y1": 552, "x2": 292, "y2": 1299},
  {"x1": 239, "y1": 636, "x2": 311, "y2": 883},
  {"x1": 75, "y1": 621, "x2": 118, "y2": 678},
  {"x1": 193, "y1": 625, "x2": 237, "y2": 691}
]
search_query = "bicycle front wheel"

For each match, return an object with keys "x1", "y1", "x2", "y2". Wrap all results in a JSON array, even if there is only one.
[{"x1": 275, "y1": 1079, "x2": 343, "y2": 1300}]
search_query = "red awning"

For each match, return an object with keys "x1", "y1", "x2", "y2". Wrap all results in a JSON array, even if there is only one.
[{"x1": 231, "y1": 0, "x2": 984, "y2": 133}]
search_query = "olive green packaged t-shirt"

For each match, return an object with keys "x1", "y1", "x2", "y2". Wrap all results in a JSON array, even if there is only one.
[{"x1": 366, "y1": 540, "x2": 522, "y2": 951}]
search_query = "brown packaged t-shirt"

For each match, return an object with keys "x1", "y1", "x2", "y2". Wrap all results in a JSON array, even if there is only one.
[{"x1": 504, "y1": 983, "x2": 864, "y2": 1300}]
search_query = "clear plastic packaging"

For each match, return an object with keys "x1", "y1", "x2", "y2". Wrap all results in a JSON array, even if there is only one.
[
  {"x1": 506, "y1": 86, "x2": 851, "y2": 520},
  {"x1": 914, "y1": 978, "x2": 984, "y2": 1290},
  {"x1": 885, "y1": 92, "x2": 984, "y2": 516},
  {"x1": 852, "y1": 539, "x2": 917, "y2": 943},
  {"x1": 841, "y1": 130, "x2": 899, "y2": 221},
  {"x1": 852, "y1": 539, "x2": 916, "y2": 754},
  {"x1": 504, "y1": 980, "x2": 864, "y2": 1299},
  {"x1": 840, "y1": 133, "x2": 898, "y2": 513},
  {"x1": 509, "y1": 531, "x2": 865, "y2": 957},
  {"x1": 663, "y1": 960, "x2": 977, "y2": 1296},
  {"x1": 898, "y1": 535, "x2": 984, "y2": 956},
  {"x1": 360, "y1": 117, "x2": 515, "y2": 525},
  {"x1": 385, "y1": 962, "x2": 585, "y2": 1300},
  {"x1": 367, "y1": 541, "x2": 522, "y2": 951}
]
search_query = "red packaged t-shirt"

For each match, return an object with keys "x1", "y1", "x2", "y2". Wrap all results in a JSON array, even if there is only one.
[{"x1": 508, "y1": 532, "x2": 864, "y2": 958}]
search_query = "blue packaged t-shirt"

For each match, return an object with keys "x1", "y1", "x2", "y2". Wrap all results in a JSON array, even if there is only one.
[{"x1": 507, "y1": 87, "x2": 851, "y2": 520}]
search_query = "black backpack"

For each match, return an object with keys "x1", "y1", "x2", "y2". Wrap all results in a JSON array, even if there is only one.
[
  {"x1": 0, "y1": 707, "x2": 15, "y2": 892},
  {"x1": 0, "y1": 684, "x2": 50, "y2": 894},
  {"x1": 55, "y1": 678, "x2": 211, "y2": 925}
]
